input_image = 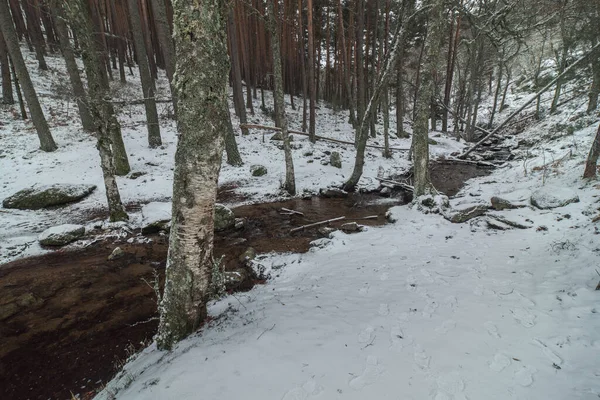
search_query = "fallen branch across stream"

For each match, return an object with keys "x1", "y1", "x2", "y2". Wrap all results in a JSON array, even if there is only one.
[
  {"x1": 374, "y1": 177, "x2": 414, "y2": 192},
  {"x1": 290, "y1": 216, "x2": 346, "y2": 233},
  {"x1": 240, "y1": 124, "x2": 409, "y2": 152},
  {"x1": 280, "y1": 207, "x2": 304, "y2": 216}
]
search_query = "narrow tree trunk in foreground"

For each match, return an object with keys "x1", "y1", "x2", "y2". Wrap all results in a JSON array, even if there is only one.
[
  {"x1": 306, "y1": 0, "x2": 316, "y2": 142},
  {"x1": 0, "y1": 29, "x2": 13, "y2": 104},
  {"x1": 269, "y1": 0, "x2": 295, "y2": 194},
  {"x1": 225, "y1": 106, "x2": 243, "y2": 166},
  {"x1": 157, "y1": 0, "x2": 229, "y2": 350},
  {"x1": 10, "y1": 58, "x2": 26, "y2": 118},
  {"x1": 0, "y1": 0, "x2": 56, "y2": 151},
  {"x1": 128, "y1": 0, "x2": 162, "y2": 148},
  {"x1": 64, "y1": 0, "x2": 128, "y2": 222},
  {"x1": 412, "y1": 0, "x2": 444, "y2": 196}
]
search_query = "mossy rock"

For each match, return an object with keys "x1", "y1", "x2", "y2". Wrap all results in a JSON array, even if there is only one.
[
  {"x1": 39, "y1": 224, "x2": 86, "y2": 246},
  {"x1": 250, "y1": 165, "x2": 268, "y2": 177},
  {"x1": 3, "y1": 184, "x2": 96, "y2": 210},
  {"x1": 330, "y1": 151, "x2": 342, "y2": 168},
  {"x1": 215, "y1": 203, "x2": 235, "y2": 231},
  {"x1": 428, "y1": 138, "x2": 438, "y2": 145}
]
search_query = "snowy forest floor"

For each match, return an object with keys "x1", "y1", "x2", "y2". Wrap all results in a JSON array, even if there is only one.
[{"x1": 0, "y1": 48, "x2": 599, "y2": 400}]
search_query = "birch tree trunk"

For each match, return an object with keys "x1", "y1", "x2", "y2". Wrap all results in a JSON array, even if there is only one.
[
  {"x1": 128, "y1": 0, "x2": 162, "y2": 148},
  {"x1": 268, "y1": 0, "x2": 296, "y2": 194},
  {"x1": 157, "y1": 0, "x2": 229, "y2": 350},
  {"x1": 51, "y1": 2, "x2": 94, "y2": 132},
  {"x1": 64, "y1": 0, "x2": 128, "y2": 222},
  {"x1": 412, "y1": 0, "x2": 445, "y2": 196},
  {"x1": 0, "y1": 0, "x2": 56, "y2": 152}
]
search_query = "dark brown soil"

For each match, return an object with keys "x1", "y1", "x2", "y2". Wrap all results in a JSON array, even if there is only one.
[
  {"x1": 0, "y1": 193, "x2": 398, "y2": 400},
  {"x1": 430, "y1": 161, "x2": 493, "y2": 197}
]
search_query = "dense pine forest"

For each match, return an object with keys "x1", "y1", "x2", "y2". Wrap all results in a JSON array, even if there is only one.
[{"x1": 0, "y1": 0, "x2": 599, "y2": 399}]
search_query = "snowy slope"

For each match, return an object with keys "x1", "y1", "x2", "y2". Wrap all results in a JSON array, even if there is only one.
[{"x1": 95, "y1": 96, "x2": 600, "y2": 399}]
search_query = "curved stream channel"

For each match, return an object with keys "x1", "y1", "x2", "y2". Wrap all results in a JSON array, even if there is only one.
[{"x1": 0, "y1": 162, "x2": 493, "y2": 400}]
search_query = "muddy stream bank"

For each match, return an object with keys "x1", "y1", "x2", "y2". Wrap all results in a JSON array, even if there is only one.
[{"x1": 0, "y1": 161, "x2": 493, "y2": 400}]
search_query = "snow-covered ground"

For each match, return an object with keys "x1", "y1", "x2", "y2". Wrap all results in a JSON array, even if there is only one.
[
  {"x1": 0, "y1": 48, "x2": 464, "y2": 264},
  {"x1": 95, "y1": 87, "x2": 600, "y2": 399},
  {"x1": 2, "y1": 46, "x2": 600, "y2": 400}
]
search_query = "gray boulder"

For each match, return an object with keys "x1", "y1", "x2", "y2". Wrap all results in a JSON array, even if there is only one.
[
  {"x1": 330, "y1": 151, "x2": 342, "y2": 168},
  {"x1": 530, "y1": 186, "x2": 579, "y2": 209},
  {"x1": 39, "y1": 224, "x2": 85, "y2": 246},
  {"x1": 215, "y1": 203, "x2": 235, "y2": 231},
  {"x1": 250, "y1": 165, "x2": 268, "y2": 177},
  {"x1": 444, "y1": 204, "x2": 488, "y2": 223},
  {"x1": 3, "y1": 184, "x2": 96, "y2": 210},
  {"x1": 340, "y1": 222, "x2": 363, "y2": 233},
  {"x1": 490, "y1": 196, "x2": 519, "y2": 211}
]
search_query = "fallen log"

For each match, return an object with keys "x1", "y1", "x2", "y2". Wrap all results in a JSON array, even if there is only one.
[
  {"x1": 280, "y1": 207, "x2": 304, "y2": 216},
  {"x1": 240, "y1": 123, "x2": 409, "y2": 152},
  {"x1": 290, "y1": 216, "x2": 346, "y2": 233},
  {"x1": 374, "y1": 177, "x2": 414, "y2": 192}
]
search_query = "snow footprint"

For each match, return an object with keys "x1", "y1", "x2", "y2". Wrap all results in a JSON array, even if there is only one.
[
  {"x1": 282, "y1": 378, "x2": 324, "y2": 400},
  {"x1": 379, "y1": 272, "x2": 389, "y2": 281},
  {"x1": 514, "y1": 366, "x2": 537, "y2": 387},
  {"x1": 406, "y1": 275, "x2": 418, "y2": 292},
  {"x1": 422, "y1": 297, "x2": 439, "y2": 318},
  {"x1": 532, "y1": 338, "x2": 563, "y2": 366},
  {"x1": 349, "y1": 356, "x2": 385, "y2": 390},
  {"x1": 511, "y1": 308, "x2": 536, "y2": 328},
  {"x1": 435, "y1": 320, "x2": 456, "y2": 334},
  {"x1": 358, "y1": 326, "x2": 375, "y2": 344},
  {"x1": 489, "y1": 352, "x2": 511, "y2": 372},
  {"x1": 359, "y1": 285, "x2": 370, "y2": 296},
  {"x1": 378, "y1": 303, "x2": 390, "y2": 316},
  {"x1": 433, "y1": 372, "x2": 467, "y2": 400},
  {"x1": 484, "y1": 322, "x2": 501, "y2": 338},
  {"x1": 444, "y1": 296, "x2": 458, "y2": 312},
  {"x1": 413, "y1": 346, "x2": 430, "y2": 370},
  {"x1": 390, "y1": 324, "x2": 412, "y2": 352},
  {"x1": 421, "y1": 269, "x2": 434, "y2": 283}
]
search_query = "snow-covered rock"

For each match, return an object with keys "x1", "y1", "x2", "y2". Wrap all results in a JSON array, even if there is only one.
[
  {"x1": 38, "y1": 224, "x2": 85, "y2": 246},
  {"x1": 530, "y1": 186, "x2": 579, "y2": 209},
  {"x1": 490, "y1": 196, "x2": 520, "y2": 210},
  {"x1": 214, "y1": 204, "x2": 235, "y2": 231},
  {"x1": 141, "y1": 202, "x2": 171, "y2": 234},
  {"x1": 3, "y1": 184, "x2": 96, "y2": 210},
  {"x1": 444, "y1": 204, "x2": 488, "y2": 223}
]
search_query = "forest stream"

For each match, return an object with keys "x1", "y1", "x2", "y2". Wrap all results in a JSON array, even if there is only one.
[{"x1": 0, "y1": 161, "x2": 494, "y2": 400}]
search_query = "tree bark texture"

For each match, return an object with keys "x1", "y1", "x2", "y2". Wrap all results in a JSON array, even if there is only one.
[
  {"x1": 268, "y1": 0, "x2": 296, "y2": 195},
  {"x1": 64, "y1": 0, "x2": 129, "y2": 222},
  {"x1": 583, "y1": 123, "x2": 600, "y2": 179},
  {"x1": 157, "y1": 0, "x2": 229, "y2": 350}
]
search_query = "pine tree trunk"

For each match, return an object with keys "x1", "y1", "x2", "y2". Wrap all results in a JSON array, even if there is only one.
[
  {"x1": 51, "y1": 3, "x2": 94, "y2": 131},
  {"x1": 269, "y1": 0, "x2": 295, "y2": 194},
  {"x1": 150, "y1": 0, "x2": 177, "y2": 115},
  {"x1": 355, "y1": 0, "x2": 365, "y2": 144},
  {"x1": 382, "y1": 86, "x2": 391, "y2": 158},
  {"x1": 584, "y1": 123, "x2": 600, "y2": 179},
  {"x1": 228, "y1": 8, "x2": 249, "y2": 135},
  {"x1": 337, "y1": 0, "x2": 356, "y2": 127},
  {"x1": 0, "y1": 0, "x2": 56, "y2": 151},
  {"x1": 156, "y1": 0, "x2": 229, "y2": 350},
  {"x1": 588, "y1": 52, "x2": 600, "y2": 113},
  {"x1": 412, "y1": 0, "x2": 444, "y2": 197},
  {"x1": 128, "y1": 0, "x2": 162, "y2": 148},
  {"x1": 224, "y1": 105, "x2": 243, "y2": 166},
  {"x1": 64, "y1": 0, "x2": 128, "y2": 222},
  {"x1": 306, "y1": 0, "x2": 316, "y2": 142},
  {"x1": 0, "y1": 28, "x2": 13, "y2": 104},
  {"x1": 10, "y1": 58, "x2": 26, "y2": 118}
]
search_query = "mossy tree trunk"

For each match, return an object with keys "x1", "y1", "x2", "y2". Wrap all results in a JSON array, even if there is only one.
[
  {"x1": 64, "y1": 0, "x2": 128, "y2": 222},
  {"x1": 268, "y1": 0, "x2": 296, "y2": 194},
  {"x1": 127, "y1": 0, "x2": 162, "y2": 148},
  {"x1": 51, "y1": 2, "x2": 94, "y2": 132},
  {"x1": 157, "y1": 0, "x2": 229, "y2": 350},
  {"x1": 0, "y1": 0, "x2": 56, "y2": 151},
  {"x1": 412, "y1": 0, "x2": 445, "y2": 197}
]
